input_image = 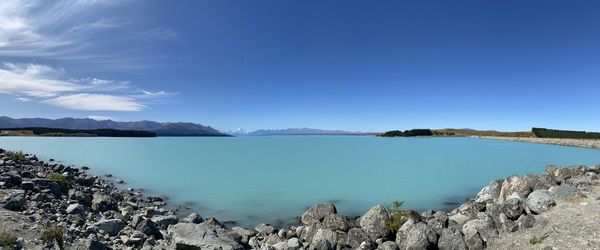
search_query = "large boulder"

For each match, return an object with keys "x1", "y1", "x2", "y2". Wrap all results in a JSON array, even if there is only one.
[
  {"x1": 498, "y1": 175, "x2": 532, "y2": 203},
  {"x1": 437, "y1": 227, "x2": 467, "y2": 250},
  {"x1": 548, "y1": 184, "x2": 577, "y2": 201},
  {"x1": 310, "y1": 228, "x2": 337, "y2": 250},
  {"x1": 463, "y1": 231, "x2": 484, "y2": 250},
  {"x1": 475, "y1": 179, "x2": 502, "y2": 203},
  {"x1": 168, "y1": 223, "x2": 244, "y2": 250},
  {"x1": 426, "y1": 211, "x2": 448, "y2": 234},
  {"x1": 182, "y1": 212, "x2": 203, "y2": 224},
  {"x1": 151, "y1": 215, "x2": 179, "y2": 229},
  {"x1": 403, "y1": 222, "x2": 438, "y2": 250},
  {"x1": 502, "y1": 198, "x2": 524, "y2": 220},
  {"x1": 95, "y1": 219, "x2": 124, "y2": 236},
  {"x1": 91, "y1": 193, "x2": 117, "y2": 212},
  {"x1": 301, "y1": 203, "x2": 337, "y2": 224},
  {"x1": 2, "y1": 192, "x2": 26, "y2": 211},
  {"x1": 136, "y1": 219, "x2": 162, "y2": 239},
  {"x1": 359, "y1": 205, "x2": 390, "y2": 240},
  {"x1": 322, "y1": 214, "x2": 351, "y2": 231},
  {"x1": 347, "y1": 228, "x2": 372, "y2": 249},
  {"x1": 461, "y1": 215, "x2": 497, "y2": 242},
  {"x1": 526, "y1": 189, "x2": 555, "y2": 214},
  {"x1": 231, "y1": 227, "x2": 256, "y2": 244},
  {"x1": 378, "y1": 241, "x2": 399, "y2": 250}
]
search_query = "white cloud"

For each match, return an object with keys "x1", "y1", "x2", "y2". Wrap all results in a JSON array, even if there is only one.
[
  {"x1": 87, "y1": 115, "x2": 113, "y2": 121},
  {"x1": 0, "y1": 62, "x2": 169, "y2": 111},
  {"x1": 45, "y1": 93, "x2": 145, "y2": 111}
]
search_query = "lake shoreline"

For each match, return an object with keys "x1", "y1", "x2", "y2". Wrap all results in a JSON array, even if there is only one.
[
  {"x1": 481, "y1": 136, "x2": 600, "y2": 150},
  {"x1": 1, "y1": 148, "x2": 600, "y2": 249}
]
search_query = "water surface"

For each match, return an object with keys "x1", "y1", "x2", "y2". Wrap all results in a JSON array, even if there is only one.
[{"x1": 1, "y1": 136, "x2": 598, "y2": 226}]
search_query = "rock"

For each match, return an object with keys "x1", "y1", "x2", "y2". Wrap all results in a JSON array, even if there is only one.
[
  {"x1": 94, "y1": 219, "x2": 124, "y2": 236},
  {"x1": 91, "y1": 193, "x2": 117, "y2": 212},
  {"x1": 475, "y1": 179, "x2": 502, "y2": 203},
  {"x1": 151, "y1": 215, "x2": 179, "y2": 229},
  {"x1": 497, "y1": 213, "x2": 518, "y2": 233},
  {"x1": 463, "y1": 231, "x2": 484, "y2": 250},
  {"x1": 66, "y1": 203, "x2": 84, "y2": 214},
  {"x1": 87, "y1": 239, "x2": 108, "y2": 250},
  {"x1": 526, "y1": 189, "x2": 556, "y2": 214},
  {"x1": 231, "y1": 227, "x2": 257, "y2": 244},
  {"x1": 301, "y1": 203, "x2": 337, "y2": 224},
  {"x1": 395, "y1": 218, "x2": 417, "y2": 248},
  {"x1": 322, "y1": 213, "x2": 351, "y2": 231},
  {"x1": 310, "y1": 228, "x2": 337, "y2": 250},
  {"x1": 448, "y1": 213, "x2": 471, "y2": 227},
  {"x1": 461, "y1": 215, "x2": 498, "y2": 242},
  {"x1": 502, "y1": 198, "x2": 524, "y2": 220},
  {"x1": 437, "y1": 227, "x2": 467, "y2": 250},
  {"x1": 426, "y1": 211, "x2": 448, "y2": 234},
  {"x1": 378, "y1": 241, "x2": 399, "y2": 250},
  {"x1": 403, "y1": 222, "x2": 438, "y2": 250},
  {"x1": 517, "y1": 214, "x2": 535, "y2": 229},
  {"x1": 32, "y1": 178, "x2": 62, "y2": 196},
  {"x1": 136, "y1": 219, "x2": 162, "y2": 239},
  {"x1": 359, "y1": 205, "x2": 390, "y2": 240},
  {"x1": 2, "y1": 192, "x2": 26, "y2": 211},
  {"x1": 347, "y1": 228, "x2": 372, "y2": 249},
  {"x1": 182, "y1": 212, "x2": 203, "y2": 223},
  {"x1": 548, "y1": 184, "x2": 577, "y2": 200},
  {"x1": 168, "y1": 223, "x2": 244, "y2": 250},
  {"x1": 498, "y1": 175, "x2": 532, "y2": 202},
  {"x1": 255, "y1": 223, "x2": 276, "y2": 235},
  {"x1": 287, "y1": 237, "x2": 301, "y2": 249},
  {"x1": 20, "y1": 180, "x2": 34, "y2": 190}
]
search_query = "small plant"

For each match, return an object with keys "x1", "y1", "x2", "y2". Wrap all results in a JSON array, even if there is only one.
[
  {"x1": 384, "y1": 200, "x2": 409, "y2": 236},
  {"x1": 6, "y1": 151, "x2": 26, "y2": 161},
  {"x1": 529, "y1": 233, "x2": 550, "y2": 245},
  {"x1": 41, "y1": 227, "x2": 64, "y2": 249},
  {"x1": 0, "y1": 230, "x2": 18, "y2": 248},
  {"x1": 47, "y1": 173, "x2": 69, "y2": 193}
]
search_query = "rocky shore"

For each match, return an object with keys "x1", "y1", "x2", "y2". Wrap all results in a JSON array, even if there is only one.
[
  {"x1": 1, "y1": 148, "x2": 600, "y2": 249},
  {"x1": 482, "y1": 136, "x2": 600, "y2": 150}
]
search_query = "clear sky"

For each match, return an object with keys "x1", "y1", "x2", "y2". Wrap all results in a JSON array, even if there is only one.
[{"x1": 1, "y1": 0, "x2": 599, "y2": 132}]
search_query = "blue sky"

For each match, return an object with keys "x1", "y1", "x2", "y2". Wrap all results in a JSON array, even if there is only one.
[{"x1": 0, "y1": 0, "x2": 599, "y2": 132}]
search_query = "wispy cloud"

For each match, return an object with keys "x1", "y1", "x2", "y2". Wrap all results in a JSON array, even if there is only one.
[{"x1": 0, "y1": 62, "x2": 171, "y2": 111}]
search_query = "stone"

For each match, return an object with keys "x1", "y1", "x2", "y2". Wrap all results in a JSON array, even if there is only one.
[
  {"x1": 2, "y1": 192, "x2": 26, "y2": 211},
  {"x1": 168, "y1": 223, "x2": 244, "y2": 250},
  {"x1": 91, "y1": 193, "x2": 117, "y2": 212},
  {"x1": 526, "y1": 189, "x2": 556, "y2": 214},
  {"x1": 310, "y1": 228, "x2": 337, "y2": 250},
  {"x1": 151, "y1": 215, "x2": 179, "y2": 229},
  {"x1": 347, "y1": 228, "x2": 372, "y2": 249},
  {"x1": 548, "y1": 184, "x2": 577, "y2": 200},
  {"x1": 322, "y1": 213, "x2": 351, "y2": 231},
  {"x1": 403, "y1": 222, "x2": 437, "y2": 250},
  {"x1": 87, "y1": 239, "x2": 108, "y2": 250},
  {"x1": 32, "y1": 178, "x2": 62, "y2": 196},
  {"x1": 255, "y1": 223, "x2": 276, "y2": 235},
  {"x1": 232, "y1": 227, "x2": 257, "y2": 244},
  {"x1": 426, "y1": 211, "x2": 449, "y2": 234},
  {"x1": 461, "y1": 215, "x2": 498, "y2": 242},
  {"x1": 287, "y1": 237, "x2": 301, "y2": 249},
  {"x1": 182, "y1": 212, "x2": 203, "y2": 223},
  {"x1": 463, "y1": 231, "x2": 484, "y2": 250},
  {"x1": 136, "y1": 219, "x2": 162, "y2": 239},
  {"x1": 94, "y1": 219, "x2": 124, "y2": 236},
  {"x1": 66, "y1": 203, "x2": 84, "y2": 214},
  {"x1": 498, "y1": 175, "x2": 532, "y2": 203},
  {"x1": 498, "y1": 213, "x2": 518, "y2": 233},
  {"x1": 502, "y1": 198, "x2": 524, "y2": 220},
  {"x1": 437, "y1": 227, "x2": 467, "y2": 250},
  {"x1": 359, "y1": 205, "x2": 390, "y2": 240},
  {"x1": 378, "y1": 241, "x2": 399, "y2": 250},
  {"x1": 475, "y1": 179, "x2": 502, "y2": 203},
  {"x1": 301, "y1": 203, "x2": 337, "y2": 224},
  {"x1": 517, "y1": 214, "x2": 535, "y2": 229}
]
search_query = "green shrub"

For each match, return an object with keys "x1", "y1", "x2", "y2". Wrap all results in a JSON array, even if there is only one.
[
  {"x1": 0, "y1": 230, "x2": 17, "y2": 248},
  {"x1": 384, "y1": 200, "x2": 409, "y2": 236},
  {"x1": 47, "y1": 173, "x2": 69, "y2": 193},
  {"x1": 41, "y1": 227, "x2": 64, "y2": 249},
  {"x1": 6, "y1": 151, "x2": 26, "y2": 161},
  {"x1": 529, "y1": 233, "x2": 549, "y2": 245}
]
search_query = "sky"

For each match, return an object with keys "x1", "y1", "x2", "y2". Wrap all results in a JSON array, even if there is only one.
[{"x1": 0, "y1": 0, "x2": 599, "y2": 132}]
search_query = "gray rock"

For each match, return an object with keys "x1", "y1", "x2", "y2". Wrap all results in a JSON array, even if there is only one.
[
  {"x1": 404, "y1": 222, "x2": 437, "y2": 250},
  {"x1": 498, "y1": 213, "x2": 518, "y2": 233},
  {"x1": 548, "y1": 184, "x2": 577, "y2": 200},
  {"x1": 377, "y1": 241, "x2": 399, "y2": 250},
  {"x1": 517, "y1": 214, "x2": 535, "y2": 229},
  {"x1": 287, "y1": 237, "x2": 301, "y2": 249},
  {"x1": 502, "y1": 198, "x2": 524, "y2": 220},
  {"x1": 2, "y1": 192, "x2": 26, "y2": 211},
  {"x1": 66, "y1": 203, "x2": 84, "y2": 214},
  {"x1": 136, "y1": 219, "x2": 162, "y2": 239},
  {"x1": 498, "y1": 175, "x2": 532, "y2": 203},
  {"x1": 168, "y1": 223, "x2": 244, "y2": 250},
  {"x1": 32, "y1": 178, "x2": 62, "y2": 196},
  {"x1": 322, "y1": 213, "x2": 351, "y2": 231},
  {"x1": 91, "y1": 193, "x2": 117, "y2": 212},
  {"x1": 461, "y1": 215, "x2": 497, "y2": 242},
  {"x1": 255, "y1": 223, "x2": 276, "y2": 235},
  {"x1": 347, "y1": 228, "x2": 372, "y2": 249},
  {"x1": 426, "y1": 211, "x2": 449, "y2": 234},
  {"x1": 475, "y1": 179, "x2": 503, "y2": 203},
  {"x1": 310, "y1": 228, "x2": 337, "y2": 250},
  {"x1": 463, "y1": 231, "x2": 484, "y2": 250},
  {"x1": 182, "y1": 212, "x2": 203, "y2": 224},
  {"x1": 231, "y1": 227, "x2": 256, "y2": 244},
  {"x1": 151, "y1": 215, "x2": 179, "y2": 229},
  {"x1": 526, "y1": 189, "x2": 556, "y2": 214},
  {"x1": 395, "y1": 218, "x2": 417, "y2": 248},
  {"x1": 94, "y1": 219, "x2": 124, "y2": 236},
  {"x1": 87, "y1": 239, "x2": 108, "y2": 250},
  {"x1": 301, "y1": 203, "x2": 337, "y2": 224},
  {"x1": 359, "y1": 205, "x2": 390, "y2": 240},
  {"x1": 437, "y1": 227, "x2": 467, "y2": 250}
]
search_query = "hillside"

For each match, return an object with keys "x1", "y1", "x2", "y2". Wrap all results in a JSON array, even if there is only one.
[
  {"x1": 0, "y1": 117, "x2": 228, "y2": 137},
  {"x1": 234, "y1": 128, "x2": 379, "y2": 136}
]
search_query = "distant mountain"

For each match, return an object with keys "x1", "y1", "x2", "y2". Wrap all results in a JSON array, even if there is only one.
[
  {"x1": 231, "y1": 127, "x2": 379, "y2": 136},
  {"x1": 0, "y1": 116, "x2": 229, "y2": 137}
]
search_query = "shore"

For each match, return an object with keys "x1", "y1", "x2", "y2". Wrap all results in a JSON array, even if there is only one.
[
  {"x1": 481, "y1": 136, "x2": 600, "y2": 150},
  {"x1": 1, "y1": 148, "x2": 599, "y2": 249}
]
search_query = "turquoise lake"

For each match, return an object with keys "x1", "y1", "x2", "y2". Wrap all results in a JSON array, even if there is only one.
[{"x1": 1, "y1": 136, "x2": 599, "y2": 226}]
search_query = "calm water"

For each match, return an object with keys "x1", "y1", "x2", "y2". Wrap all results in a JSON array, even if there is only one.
[{"x1": 1, "y1": 136, "x2": 599, "y2": 226}]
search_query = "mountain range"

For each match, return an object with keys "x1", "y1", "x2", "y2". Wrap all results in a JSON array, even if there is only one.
[
  {"x1": 227, "y1": 127, "x2": 379, "y2": 136},
  {"x1": 0, "y1": 116, "x2": 228, "y2": 136}
]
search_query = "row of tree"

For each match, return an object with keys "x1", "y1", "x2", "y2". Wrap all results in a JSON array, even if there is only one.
[
  {"x1": 1, "y1": 127, "x2": 156, "y2": 137},
  {"x1": 380, "y1": 129, "x2": 434, "y2": 137},
  {"x1": 532, "y1": 128, "x2": 600, "y2": 139}
]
